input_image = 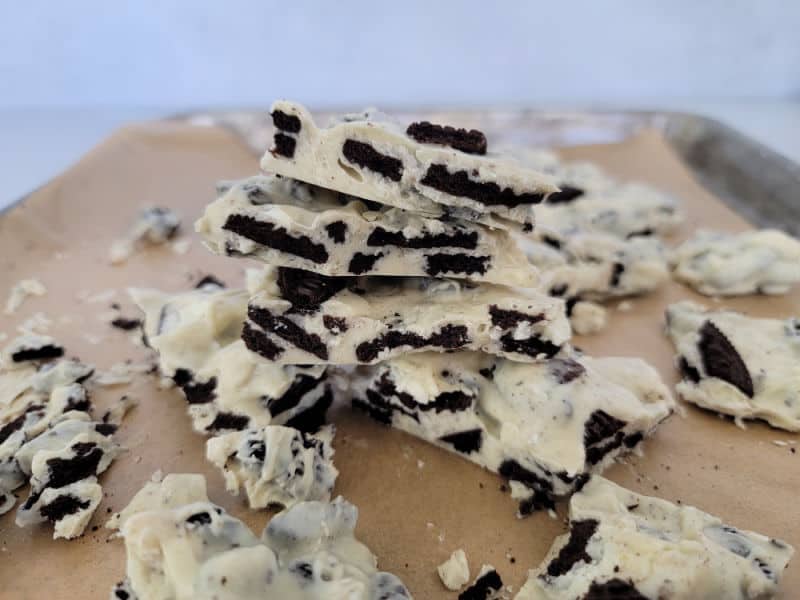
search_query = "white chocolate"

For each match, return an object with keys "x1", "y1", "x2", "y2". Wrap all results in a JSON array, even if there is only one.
[
  {"x1": 262, "y1": 100, "x2": 558, "y2": 228},
  {"x1": 196, "y1": 175, "x2": 538, "y2": 287},
  {"x1": 245, "y1": 269, "x2": 571, "y2": 365},
  {"x1": 131, "y1": 285, "x2": 330, "y2": 434},
  {"x1": 113, "y1": 476, "x2": 411, "y2": 600},
  {"x1": 665, "y1": 301, "x2": 800, "y2": 431},
  {"x1": 671, "y1": 229, "x2": 800, "y2": 296},
  {"x1": 349, "y1": 352, "x2": 674, "y2": 514},
  {"x1": 516, "y1": 476, "x2": 794, "y2": 599},
  {"x1": 437, "y1": 548, "x2": 470, "y2": 591},
  {"x1": 206, "y1": 425, "x2": 338, "y2": 510},
  {"x1": 569, "y1": 301, "x2": 608, "y2": 336}
]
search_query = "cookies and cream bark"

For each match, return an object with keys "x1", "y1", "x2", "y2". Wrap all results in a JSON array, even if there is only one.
[
  {"x1": 671, "y1": 229, "x2": 800, "y2": 296},
  {"x1": 262, "y1": 100, "x2": 559, "y2": 229},
  {"x1": 516, "y1": 476, "x2": 794, "y2": 599},
  {"x1": 243, "y1": 268, "x2": 571, "y2": 365},
  {"x1": 522, "y1": 228, "x2": 668, "y2": 303},
  {"x1": 196, "y1": 175, "x2": 538, "y2": 286},
  {"x1": 131, "y1": 284, "x2": 331, "y2": 434},
  {"x1": 665, "y1": 301, "x2": 800, "y2": 431},
  {"x1": 536, "y1": 182, "x2": 683, "y2": 240},
  {"x1": 112, "y1": 475, "x2": 411, "y2": 600},
  {"x1": 206, "y1": 424, "x2": 338, "y2": 510},
  {"x1": 349, "y1": 352, "x2": 674, "y2": 514}
]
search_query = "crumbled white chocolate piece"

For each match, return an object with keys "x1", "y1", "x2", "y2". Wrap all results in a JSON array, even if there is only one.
[
  {"x1": 438, "y1": 548, "x2": 470, "y2": 591},
  {"x1": 4, "y1": 279, "x2": 46, "y2": 315}
]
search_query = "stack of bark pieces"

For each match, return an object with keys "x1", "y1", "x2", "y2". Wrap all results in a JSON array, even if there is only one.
[{"x1": 194, "y1": 100, "x2": 676, "y2": 515}]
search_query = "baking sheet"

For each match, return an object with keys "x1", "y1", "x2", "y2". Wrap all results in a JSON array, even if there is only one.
[{"x1": 0, "y1": 120, "x2": 798, "y2": 599}]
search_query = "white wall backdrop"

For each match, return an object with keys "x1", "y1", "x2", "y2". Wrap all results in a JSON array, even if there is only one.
[{"x1": 1, "y1": 0, "x2": 798, "y2": 109}]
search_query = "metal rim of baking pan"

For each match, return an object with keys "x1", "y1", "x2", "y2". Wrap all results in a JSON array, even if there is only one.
[{"x1": 5, "y1": 109, "x2": 800, "y2": 236}]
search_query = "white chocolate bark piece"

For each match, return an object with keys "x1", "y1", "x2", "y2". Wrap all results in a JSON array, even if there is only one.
[
  {"x1": 665, "y1": 301, "x2": 800, "y2": 431},
  {"x1": 109, "y1": 206, "x2": 181, "y2": 265},
  {"x1": 670, "y1": 229, "x2": 800, "y2": 296},
  {"x1": 536, "y1": 182, "x2": 682, "y2": 239},
  {"x1": 438, "y1": 548, "x2": 470, "y2": 591},
  {"x1": 349, "y1": 352, "x2": 674, "y2": 514},
  {"x1": 114, "y1": 480, "x2": 412, "y2": 600},
  {"x1": 131, "y1": 285, "x2": 331, "y2": 434},
  {"x1": 206, "y1": 424, "x2": 338, "y2": 510},
  {"x1": 262, "y1": 100, "x2": 559, "y2": 228},
  {"x1": 107, "y1": 472, "x2": 208, "y2": 530},
  {"x1": 16, "y1": 426, "x2": 121, "y2": 538},
  {"x1": 244, "y1": 268, "x2": 571, "y2": 365},
  {"x1": 520, "y1": 229, "x2": 669, "y2": 302},
  {"x1": 4, "y1": 278, "x2": 47, "y2": 315},
  {"x1": 569, "y1": 301, "x2": 608, "y2": 336},
  {"x1": 516, "y1": 476, "x2": 794, "y2": 599},
  {"x1": 196, "y1": 175, "x2": 538, "y2": 287}
]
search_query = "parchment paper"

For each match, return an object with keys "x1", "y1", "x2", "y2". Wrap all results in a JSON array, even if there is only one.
[{"x1": 0, "y1": 121, "x2": 798, "y2": 599}]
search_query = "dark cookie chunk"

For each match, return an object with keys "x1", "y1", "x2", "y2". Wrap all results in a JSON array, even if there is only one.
[
  {"x1": 290, "y1": 561, "x2": 314, "y2": 580},
  {"x1": 425, "y1": 253, "x2": 489, "y2": 277},
  {"x1": 266, "y1": 374, "x2": 325, "y2": 418},
  {"x1": 678, "y1": 356, "x2": 701, "y2": 384},
  {"x1": 489, "y1": 305, "x2": 545, "y2": 329},
  {"x1": 248, "y1": 305, "x2": 328, "y2": 360},
  {"x1": 429, "y1": 390, "x2": 473, "y2": 413},
  {"x1": 271, "y1": 110, "x2": 301, "y2": 133},
  {"x1": 626, "y1": 228, "x2": 654, "y2": 239},
  {"x1": 181, "y1": 377, "x2": 217, "y2": 405},
  {"x1": 185, "y1": 511, "x2": 213, "y2": 525},
  {"x1": 241, "y1": 322, "x2": 285, "y2": 361},
  {"x1": 499, "y1": 333, "x2": 561, "y2": 359},
  {"x1": 283, "y1": 386, "x2": 333, "y2": 434},
  {"x1": 110, "y1": 317, "x2": 142, "y2": 331},
  {"x1": 374, "y1": 373, "x2": 418, "y2": 411},
  {"x1": 546, "y1": 185, "x2": 585, "y2": 204},
  {"x1": 342, "y1": 139, "x2": 403, "y2": 182},
  {"x1": 0, "y1": 413, "x2": 26, "y2": 445},
  {"x1": 172, "y1": 368, "x2": 193, "y2": 387},
  {"x1": 195, "y1": 274, "x2": 226, "y2": 289},
  {"x1": 582, "y1": 578, "x2": 648, "y2": 599},
  {"x1": 439, "y1": 429, "x2": 483, "y2": 454},
  {"x1": 583, "y1": 410, "x2": 627, "y2": 464},
  {"x1": 39, "y1": 494, "x2": 91, "y2": 523},
  {"x1": 545, "y1": 519, "x2": 599, "y2": 577},
  {"x1": 206, "y1": 412, "x2": 250, "y2": 432},
  {"x1": 458, "y1": 568, "x2": 503, "y2": 600},
  {"x1": 11, "y1": 343, "x2": 65, "y2": 363},
  {"x1": 94, "y1": 423, "x2": 118, "y2": 436},
  {"x1": 276, "y1": 268, "x2": 348, "y2": 310},
  {"x1": 355, "y1": 324, "x2": 469, "y2": 363},
  {"x1": 322, "y1": 315, "x2": 348, "y2": 333},
  {"x1": 348, "y1": 252, "x2": 384, "y2": 274},
  {"x1": 367, "y1": 226, "x2": 478, "y2": 250},
  {"x1": 698, "y1": 320, "x2": 754, "y2": 397},
  {"x1": 542, "y1": 234, "x2": 562, "y2": 250},
  {"x1": 44, "y1": 442, "x2": 104, "y2": 490},
  {"x1": 622, "y1": 431, "x2": 644, "y2": 449},
  {"x1": 609, "y1": 262, "x2": 625, "y2": 288},
  {"x1": 549, "y1": 358, "x2": 586, "y2": 384},
  {"x1": 223, "y1": 215, "x2": 328, "y2": 263},
  {"x1": 352, "y1": 396, "x2": 394, "y2": 425},
  {"x1": 324, "y1": 221, "x2": 348, "y2": 243},
  {"x1": 479, "y1": 364, "x2": 496, "y2": 380},
  {"x1": 498, "y1": 459, "x2": 558, "y2": 514},
  {"x1": 549, "y1": 283, "x2": 568, "y2": 297},
  {"x1": 406, "y1": 121, "x2": 487, "y2": 155},
  {"x1": 272, "y1": 133, "x2": 296, "y2": 158},
  {"x1": 421, "y1": 164, "x2": 546, "y2": 207}
]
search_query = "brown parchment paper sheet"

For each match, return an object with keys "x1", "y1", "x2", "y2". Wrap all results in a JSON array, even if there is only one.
[{"x1": 0, "y1": 121, "x2": 798, "y2": 600}]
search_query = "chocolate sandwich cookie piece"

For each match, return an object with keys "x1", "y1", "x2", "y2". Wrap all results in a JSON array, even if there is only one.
[
  {"x1": 349, "y1": 352, "x2": 674, "y2": 516},
  {"x1": 244, "y1": 271, "x2": 570, "y2": 364},
  {"x1": 515, "y1": 476, "x2": 795, "y2": 599},
  {"x1": 196, "y1": 175, "x2": 539, "y2": 287},
  {"x1": 130, "y1": 286, "x2": 330, "y2": 435},
  {"x1": 459, "y1": 565, "x2": 503, "y2": 600},
  {"x1": 114, "y1": 480, "x2": 411, "y2": 600},
  {"x1": 261, "y1": 100, "x2": 558, "y2": 229},
  {"x1": 206, "y1": 424, "x2": 338, "y2": 510},
  {"x1": 670, "y1": 229, "x2": 800, "y2": 296},
  {"x1": 109, "y1": 206, "x2": 182, "y2": 264},
  {"x1": 2, "y1": 333, "x2": 64, "y2": 364},
  {"x1": 665, "y1": 301, "x2": 800, "y2": 431}
]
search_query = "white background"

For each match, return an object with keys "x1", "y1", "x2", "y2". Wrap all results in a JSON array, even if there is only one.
[
  {"x1": 2, "y1": 0, "x2": 798, "y2": 109},
  {"x1": 0, "y1": 1, "x2": 799, "y2": 207}
]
